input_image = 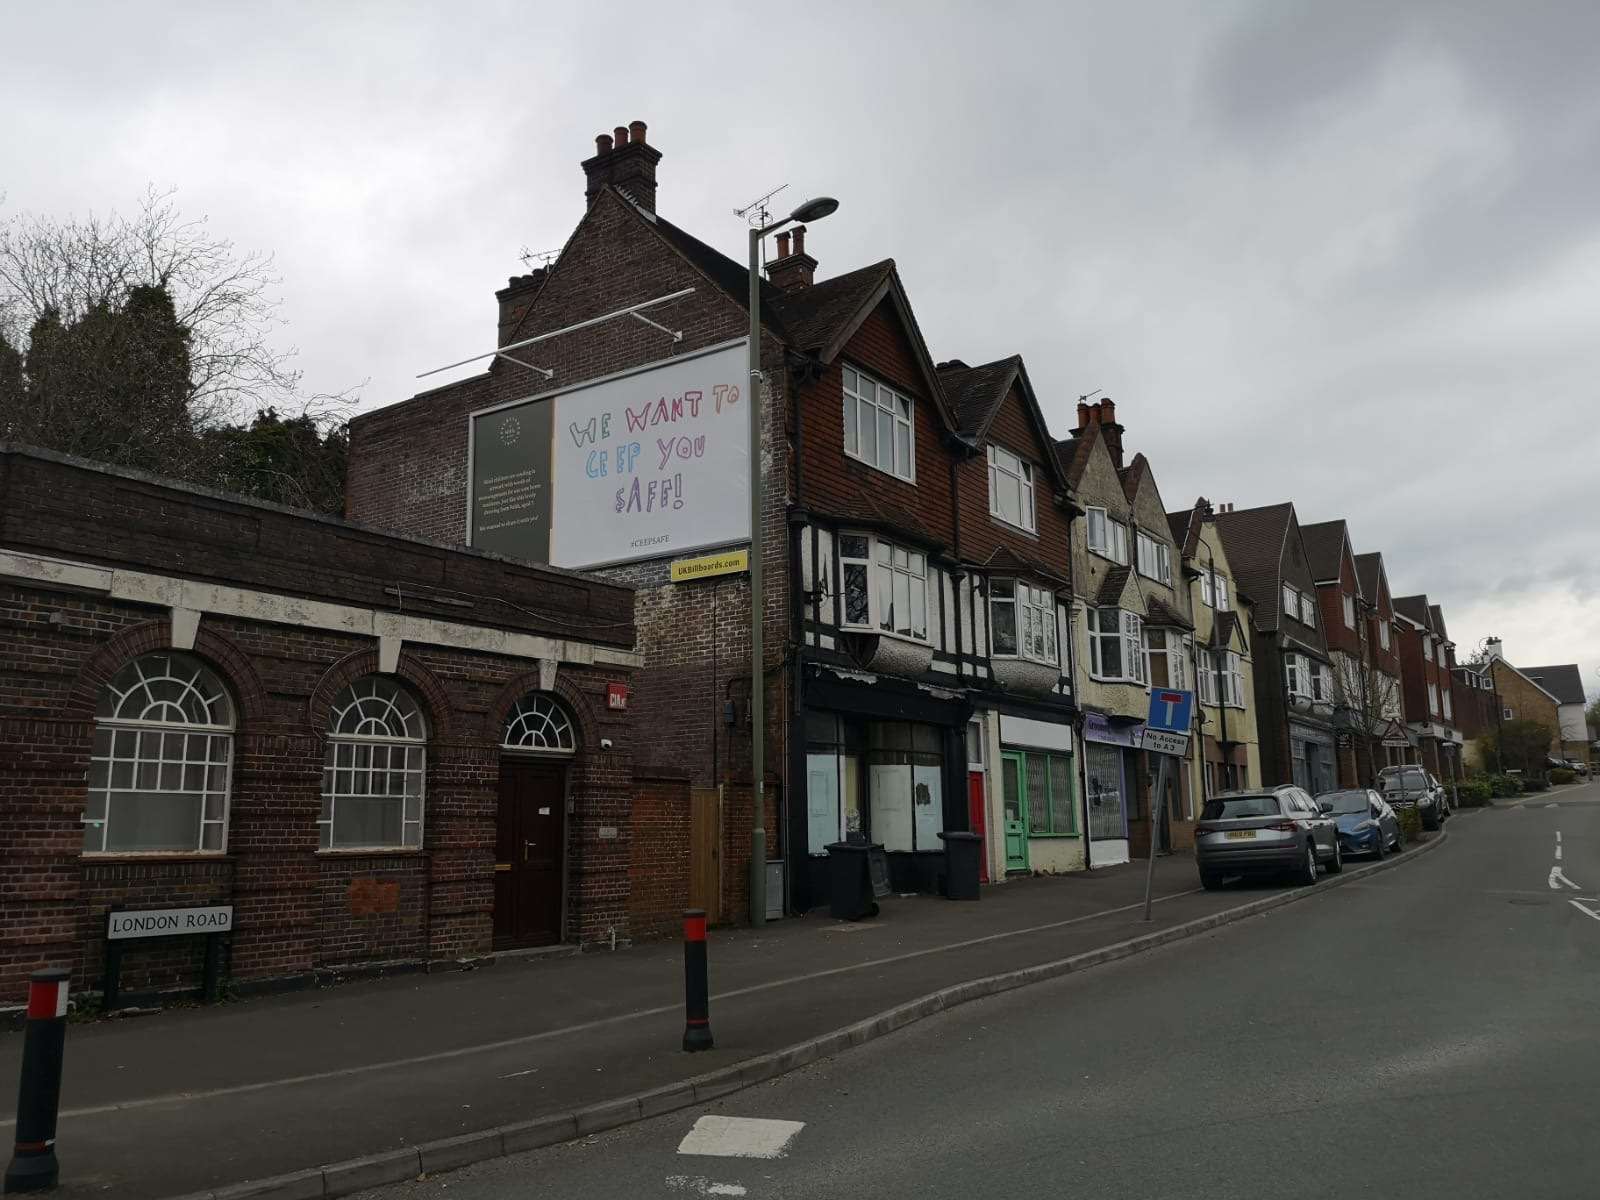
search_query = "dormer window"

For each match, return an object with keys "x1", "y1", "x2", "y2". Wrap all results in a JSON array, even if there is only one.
[
  {"x1": 987, "y1": 445, "x2": 1036, "y2": 532},
  {"x1": 843, "y1": 366, "x2": 914, "y2": 482}
]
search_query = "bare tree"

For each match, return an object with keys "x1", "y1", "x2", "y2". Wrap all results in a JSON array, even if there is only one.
[
  {"x1": 1334, "y1": 651, "x2": 1405, "y2": 787},
  {"x1": 0, "y1": 186, "x2": 300, "y2": 427}
]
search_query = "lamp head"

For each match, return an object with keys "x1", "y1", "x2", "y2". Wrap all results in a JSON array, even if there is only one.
[{"x1": 789, "y1": 196, "x2": 839, "y2": 223}]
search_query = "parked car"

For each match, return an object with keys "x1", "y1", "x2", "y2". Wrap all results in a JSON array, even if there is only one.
[
  {"x1": 1561, "y1": 758, "x2": 1589, "y2": 777},
  {"x1": 1379, "y1": 765, "x2": 1446, "y2": 830},
  {"x1": 1317, "y1": 788, "x2": 1403, "y2": 859},
  {"x1": 1195, "y1": 785, "x2": 1341, "y2": 890}
]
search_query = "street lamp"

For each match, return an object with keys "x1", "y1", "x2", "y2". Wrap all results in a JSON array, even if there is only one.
[{"x1": 746, "y1": 196, "x2": 839, "y2": 927}]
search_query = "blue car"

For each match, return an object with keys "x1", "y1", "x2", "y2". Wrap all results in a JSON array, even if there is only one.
[{"x1": 1316, "y1": 788, "x2": 1404, "y2": 859}]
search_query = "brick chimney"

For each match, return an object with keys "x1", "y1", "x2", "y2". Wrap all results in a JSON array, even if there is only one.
[
  {"x1": 581, "y1": 119, "x2": 662, "y2": 213},
  {"x1": 1096, "y1": 397, "x2": 1125, "y2": 469},
  {"x1": 495, "y1": 269, "x2": 546, "y2": 347},
  {"x1": 1485, "y1": 637, "x2": 1503, "y2": 662},
  {"x1": 766, "y1": 223, "x2": 817, "y2": 291}
]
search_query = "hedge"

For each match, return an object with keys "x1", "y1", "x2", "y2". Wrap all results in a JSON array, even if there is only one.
[{"x1": 1550, "y1": 768, "x2": 1576, "y2": 785}]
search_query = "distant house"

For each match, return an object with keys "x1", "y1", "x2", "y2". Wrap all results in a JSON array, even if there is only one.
[
  {"x1": 1354, "y1": 551, "x2": 1410, "y2": 772},
  {"x1": 1301, "y1": 519, "x2": 1385, "y2": 788},
  {"x1": 1481, "y1": 639, "x2": 1563, "y2": 765},
  {"x1": 1212, "y1": 502, "x2": 1338, "y2": 793},
  {"x1": 1393, "y1": 595, "x2": 1464, "y2": 782},
  {"x1": 1519, "y1": 663, "x2": 1592, "y2": 768}
]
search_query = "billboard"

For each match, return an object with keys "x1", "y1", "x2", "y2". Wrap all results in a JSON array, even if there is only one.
[{"x1": 468, "y1": 339, "x2": 749, "y2": 570}]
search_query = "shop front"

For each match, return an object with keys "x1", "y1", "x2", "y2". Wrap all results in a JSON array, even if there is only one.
[
  {"x1": 996, "y1": 714, "x2": 1081, "y2": 875},
  {"x1": 1288, "y1": 717, "x2": 1337, "y2": 794},
  {"x1": 1082, "y1": 712, "x2": 1136, "y2": 867},
  {"x1": 794, "y1": 672, "x2": 967, "y2": 910}
]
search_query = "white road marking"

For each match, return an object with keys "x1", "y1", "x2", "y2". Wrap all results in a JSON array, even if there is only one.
[
  {"x1": 1549, "y1": 867, "x2": 1581, "y2": 890},
  {"x1": 498, "y1": 1067, "x2": 539, "y2": 1079},
  {"x1": 1547, "y1": 803, "x2": 1560, "y2": 809},
  {"x1": 666, "y1": 1177, "x2": 748, "y2": 1196},
  {"x1": 1569, "y1": 900, "x2": 1600, "y2": 923},
  {"x1": 678, "y1": 1115, "x2": 805, "y2": 1159},
  {"x1": 1557, "y1": 831, "x2": 1562, "y2": 843},
  {"x1": 1556, "y1": 845, "x2": 1563, "y2": 860}
]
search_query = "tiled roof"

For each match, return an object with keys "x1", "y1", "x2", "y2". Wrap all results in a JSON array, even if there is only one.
[
  {"x1": 936, "y1": 357, "x2": 1018, "y2": 439},
  {"x1": 1300, "y1": 520, "x2": 1348, "y2": 584},
  {"x1": 1353, "y1": 552, "x2": 1386, "y2": 606},
  {"x1": 1210, "y1": 609, "x2": 1247, "y2": 648},
  {"x1": 766, "y1": 260, "x2": 895, "y2": 353},
  {"x1": 1394, "y1": 594, "x2": 1431, "y2": 629},
  {"x1": 1144, "y1": 595, "x2": 1194, "y2": 631},
  {"x1": 652, "y1": 211, "x2": 793, "y2": 339},
  {"x1": 1211, "y1": 503, "x2": 1293, "y2": 633},
  {"x1": 812, "y1": 488, "x2": 941, "y2": 551},
  {"x1": 1093, "y1": 565, "x2": 1132, "y2": 608},
  {"x1": 970, "y1": 543, "x2": 1070, "y2": 587},
  {"x1": 1055, "y1": 427, "x2": 1100, "y2": 489},
  {"x1": 1428, "y1": 604, "x2": 1450, "y2": 641},
  {"x1": 1166, "y1": 509, "x2": 1190, "y2": 549},
  {"x1": 1522, "y1": 663, "x2": 1587, "y2": 705}
]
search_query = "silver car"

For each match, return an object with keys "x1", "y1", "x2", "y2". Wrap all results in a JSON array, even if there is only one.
[
  {"x1": 1195, "y1": 785, "x2": 1342, "y2": 890},
  {"x1": 1379, "y1": 765, "x2": 1445, "y2": 829}
]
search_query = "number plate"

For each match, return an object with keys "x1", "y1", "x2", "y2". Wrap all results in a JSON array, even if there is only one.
[{"x1": 1225, "y1": 830, "x2": 1256, "y2": 840}]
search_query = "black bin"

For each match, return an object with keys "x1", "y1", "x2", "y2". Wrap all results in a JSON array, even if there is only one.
[
  {"x1": 938, "y1": 831, "x2": 983, "y2": 901},
  {"x1": 825, "y1": 841, "x2": 883, "y2": 920}
]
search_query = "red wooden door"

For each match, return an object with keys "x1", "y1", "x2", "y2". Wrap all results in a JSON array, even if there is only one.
[
  {"x1": 494, "y1": 761, "x2": 566, "y2": 949},
  {"x1": 967, "y1": 770, "x2": 989, "y2": 883}
]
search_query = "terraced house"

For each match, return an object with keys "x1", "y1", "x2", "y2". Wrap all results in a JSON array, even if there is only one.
[
  {"x1": 1353, "y1": 550, "x2": 1410, "y2": 772},
  {"x1": 1212, "y1": 502, "x2": 1338, "y2": 793},
  {"x1": 1168, "y1": 499, "x2": 1261, "y2": 803},
  {"x1": 1393, "y1": 595, "x2": 1463, "y2": 782},
  {"x1": 1060, "y1": 400, "x2": 1192, "y2": 862}
]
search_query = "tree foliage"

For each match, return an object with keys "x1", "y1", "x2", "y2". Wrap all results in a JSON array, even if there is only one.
[
  {"x1": 1477, "y1": 719, "x2": 1555, "y2": 775},
  {"x1": 0, "y1": 190, "x2": 350, "y2": 513}
]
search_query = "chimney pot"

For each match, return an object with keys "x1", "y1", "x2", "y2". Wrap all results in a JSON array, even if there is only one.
[
  {"x1": 614, "y1": 125, "x2": 629, "y2": 146},
  {"x1": 792, "y1": 225, "x2": 806, "y2": 256},
  {"x1": 583, "y1": 116, "x2": 662, "y2": 212},
  {"x1": 1101, "y1": 397, "x2": 1117, "y2": 425},
  {"x1": 1076, "y1": 400, "x2": 1090, "y2": 429},
  {"x1": 776, "y1": 231, "x2": 791, "y2": 258},
  {"x1": 595, "y1": 133, "x2": 613, "y2": 154},
  {"x1": 765, "y1": 225, "x2": 817, "y2": 291},
  {"x1": 629, "y1": 120, "x2": 647, "y2": 145}
]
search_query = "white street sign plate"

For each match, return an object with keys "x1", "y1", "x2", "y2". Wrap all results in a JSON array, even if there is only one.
[
  {"x1": 108, "y1": 905, "x2": 234, "y2": 940},
  {"x1": 1139, "y1": 728, "x2": 1189, "y2": 757}
]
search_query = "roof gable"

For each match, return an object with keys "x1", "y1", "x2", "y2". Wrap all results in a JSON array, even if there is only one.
[
  {"x1": 938, "y1": 356, "x2": 1069, "y2": 494},
  {"x1": 1299, "y1": 519, "x2": 1349, "y2": 586},
  {"x1": 1521, "y1": 663, "x2": 1587, "y2": 705},
  {"x1": 1354, "y1": 552, "x2": 1391, "y2": 614},
  {"x1": 1211, "y1": 503, "x2": 1294, "y2": 633}
]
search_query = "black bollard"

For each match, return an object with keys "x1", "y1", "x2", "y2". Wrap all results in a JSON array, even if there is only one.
[
  {"x1": 681, "y1": 909, "x2": 713, "y2": 1052},
  {"x1": 5, "y1": 968, "x2": 70, "y2": 1194}
]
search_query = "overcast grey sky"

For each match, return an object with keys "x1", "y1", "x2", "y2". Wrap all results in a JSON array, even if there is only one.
[{"x1": 5, "y1": 0, "x2": 1597, "y2": 703}]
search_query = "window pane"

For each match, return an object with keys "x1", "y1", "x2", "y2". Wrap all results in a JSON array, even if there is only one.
[
  {"x1": 1049, "y1": 756, "x2": 1074, "y2": 834},
  {"x1": 333, "y1": 796, "x2": 402, "y2": 847},
  {"x1": 993, "y1": 598, "x2": 1017, "y2": 655},
  {"x1": 876, "y1": 409, "x2": 893, "y2": 467},
  {"x1": 913, "y1": 763, "x2": 942, "y2": 852},
  {"x1": 1026, "y1": 757, "x2": 1049, "y2": 834},
  {"x1": 859, "y1": 402, "x2": 878, "y2": 461},
  {"x1": 896, "y1": 422, "x2": 911, "y2": 476},
  {"x1": 870, "y1": 762, "x2": 914, "y2": 851},
  {"x1": 910, "y1": 574, "x2": 927, "y2": 640},
  {"x1": 892, "y1": 570, "x2": 910, "y2": 634},
  {"x1": 807, "y1": 752, "x2": 842, "y2": 853},
  {"x1": 844, "y1": 563, "x2": 869, "y2": 624},
  {"x1": 841, "y1": 534, "x2": 869, "y2": 560},
  {"x1": 843, "y1": 395, "x2": 858, "y2": 454},
  {"x1": 878, "y1": 561, "x2": 895, "y2": 630},
  {"x1": 107, "y1": 792, "x2": 202, "y2": 852}
]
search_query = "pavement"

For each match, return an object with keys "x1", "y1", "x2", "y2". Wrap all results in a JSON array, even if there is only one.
[
  {"x1": 348, "y1": 778, "x2": 1600, "y2": 1200},
  {"x1": 0, "y1": 825, "x2": 1453, "y2": 1200}
]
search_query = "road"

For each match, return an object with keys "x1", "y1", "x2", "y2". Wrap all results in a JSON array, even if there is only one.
[{"x1": 360, "y1": 781, "x2": 1600, "y2": 1200}]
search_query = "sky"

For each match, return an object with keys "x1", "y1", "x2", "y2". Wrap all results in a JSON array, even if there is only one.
[{"x1": 4, "y1": 0, "x2": 1597, "y2": 706}]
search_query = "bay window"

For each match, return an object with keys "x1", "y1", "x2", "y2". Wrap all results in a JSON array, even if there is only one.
[
  {"x1": 1311, "y1": 662, "x2": 1333, "y2": 703},
  {"x1": 988, "y1": 445, "x2": 1036, "y2": 532},
  {"x1": 1197, "y1": 654, "x2": 1217, "y2": 705},
  {"x1": 1089, "y1": 608, "x2": 1144, "y2": 683},
  {"x1": 991, "y1": 579, "x2": 1058, "y2": 666},
  {"x1": 1086, "y1": 507, "x2": 1129, "y2": 565},
  {"x1": 839, "y1": 532, "x2": 928, "y2": 641},
  {"x1": 1135, "y1": 531, "x2": 1172, "y2": 584},
  {"x1": 1284, "y1": 652, "x2": 1309, "y2": 699},
  {"x1": 842, "y1": 365, "x2": 914, "y2": 481},
  {"x1": 1144, "y1": 629, "x2": 1189, "y2": 689}
]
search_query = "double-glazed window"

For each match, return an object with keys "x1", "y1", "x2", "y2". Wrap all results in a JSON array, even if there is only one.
[
  {"x1": 1442, "y1": 689, "x2": 1453, "y2": 721},
  {"x1": 320, "y1": 676, "x2": 427, "y2": 850},
  {"x1": 839, "y1": 533, "x2": 928, "y2": 641},
  {"x1": 1379, "y1": 619, "x2": 1392, "y2": 651},
  {"x1": 1135, "y1": 532, "x2": 1172, "y2": 584},
  {"x1": 1089, "y1": 608, "x2": 1144, "y2": 683},
  {"x1": 1311, "y1": 661, "x2": 1332, "y2": 702},
  {"x1": 991, "y1": 580, "x2": 1057, "y2": 666},
  {"x1": 1145, "y1": 629, "x2": 1190, "y2": 690},
  {"x1": 1282, "y1": 583, "x2": 1299, "y2": 618},
  {"x1": 1003, "y1": 749, "x2": 1077, "y2": 837},
  {"x1": 1086, "y1": 508, "x2": 1129, "y2": 565},
  {"x1": 1285, "y1": 652, "x2": 1329, "y2": 700},
  {"x1": 1300, "y1": 593, "x2": 1317, "y2": 627},
  {"x1": 1199, "y1": 649, "x2": 1244, "y2": 707},
  {"x1": 1343, "y1": 593, "x2": 1356, "y2": 629},
  {"x1": 1201, "y1": 571, "x2": 1231, "y2": 610},
  {"x1": 85, "y1": 653, "x2": 234, "y2": 854},
  {"x1": 842, "y1": 365, "x2": 914, "y2": 481},
  {"x1": 1428, "y1": 682, "x2": 1440, "y2": 716},
  {"x1": 988, "y1": 445, "x2": 1036, "y2": 532}
]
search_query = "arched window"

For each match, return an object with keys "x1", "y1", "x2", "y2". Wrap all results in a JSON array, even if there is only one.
[
  {"x1": 321, "y1": 676, "x2": 427, "y2": 850},
  {"x1": 501, "y1": 693, "x2": 576, "y2": 754},
  {"x1": 86, "y1": 653, "x2": 234, "y2": 853}
]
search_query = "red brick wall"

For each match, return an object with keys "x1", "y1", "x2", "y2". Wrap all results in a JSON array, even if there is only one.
[
  {"x1": 953, "y1": 382, "x2": 1071, "y2": 572},
  {"x1": 628, "y1": 775, "x2": 690, "y2": 938},
  {"x1": 1317, "y1": 548, "x2": 1362, "y2": 657}
]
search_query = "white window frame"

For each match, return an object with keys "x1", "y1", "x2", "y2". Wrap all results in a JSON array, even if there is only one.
[
  {"x1": 1215, "y1": 576, "x2": 1230, "y2": 611},
  {"x1": 1342, "y1": 593, "x2": 1356, "y2": 629},
  {"x1": 1089, "y1": 607, "x2": 1143, "y2": 683},
  {"x1": 987, "y1": 445, "x2": 1036, "y2": 533},
  {"x1": 1225, "y1": 651, "x2": 1246, "y2": 707},
  {"x1": 84, "y1": 653, "x2": 235, "y2": 855},
  {"x1": 1201, "y1": 572, "x2": 1213, "y2": 608},
  {"x1": 1086, "y1": 507, "x2": 1129, "y2": 565},
  {"x1": 1311, "y1": 662, "x2": 1332, "y2": 703},
  {"x1": 321, "y1": 676, "x2": 428, "y2": 851},
  {"x1": 837, "y1": 531, "x2": 929, "y2": 642},
  {"x1": 1437, "y1": 643, "x2": 1447, "y2": 668},
  {"x1": 1284, "y1": 652, "x2": 1308, "y2": 699},
  {"x1": 1300, "y1": 593, "x2": 1317, "y2": 628},
  {"x1": 1282, "y1": 583, "x2": 1299, "y2": 618},
  {"x1": 1428, "y1": 682, "x2": 1440, "y2": 716},
  {"x1": 1198, "y1": 652, "x2": 1217, "y2": 705},
  {"x1": 842, "y1": 365, "x2": 915, "y2": 482},
  {"x1": 1136, "y1": 531, "x2": 1172, "y2": 584},
  {"x1": 1442, "y1": 689, "x2": 1453, "y2": 721},
  {"x1": 1422, "y1": 634, "x2": 1432, "y2": 658},
  {"x1": 990, "y1": 578, "x2": 1058, "y2": 666},
  {"x1": 1379, "y1": 619, "x2": 1391, "y2": 651}
]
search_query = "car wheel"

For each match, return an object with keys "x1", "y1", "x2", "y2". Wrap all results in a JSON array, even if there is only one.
[
  {"x1": 1373, "y1": 832, "x2": 1386, "y2": 861},
  {"x1": 1326, "y1": 840, "x2": 1343, "y2": 874},
  {"x1": 1299, "y1": 841, "x2": 1319, "y2": 886},
  {"x1": 1200, "y1": 870, "x2": 1223, "y2": 891}
]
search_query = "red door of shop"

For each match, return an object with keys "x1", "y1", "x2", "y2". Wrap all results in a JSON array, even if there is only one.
[
  {"x1": 494, "y1": 761, "x2": 566, "y2": 949},
  {"x1": 967, "y1": 770, "x2": 989, "y2": 883}
]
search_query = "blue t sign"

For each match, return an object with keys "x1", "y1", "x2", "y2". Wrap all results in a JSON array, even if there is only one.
[{"x1": 1146, "y1": 688, "x2": 1194, "y2": 735}]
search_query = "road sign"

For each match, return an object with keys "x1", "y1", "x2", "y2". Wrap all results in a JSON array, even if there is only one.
[
  {"x1": 1139, "y1": 728, "x2": 1190, "y2": 757},
  {"x1": 1145, "y1": 688, "x2": 1194, "y2": 735}
]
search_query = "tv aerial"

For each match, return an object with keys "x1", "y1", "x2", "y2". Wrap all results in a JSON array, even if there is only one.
[
  {"x1": 518, "y1": 246, "x2": 561, "y2": 270},
  {"x1": 735, "y1": 183, "x2": 788, "y2": 229}
]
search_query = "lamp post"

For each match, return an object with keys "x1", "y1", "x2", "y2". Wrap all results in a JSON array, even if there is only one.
[{"x1": 746, "y1": 196, "x2": 838, "y2": 927}]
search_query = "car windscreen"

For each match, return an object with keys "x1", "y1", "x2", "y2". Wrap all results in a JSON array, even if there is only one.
[
  {"x1": 1380, "y1": 770, "x2": 1428, "y2": 792},
  {"x1": 1201, "y1": 795, "x2": 1283, "y2": 820},
  {"x1": 1320, "y1": 790, "x2": 1370, "y2": 814}
]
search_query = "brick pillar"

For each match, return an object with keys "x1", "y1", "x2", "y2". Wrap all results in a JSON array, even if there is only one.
[{"x1": 425, "y1": 740, "x2": 498, "y2": 963}]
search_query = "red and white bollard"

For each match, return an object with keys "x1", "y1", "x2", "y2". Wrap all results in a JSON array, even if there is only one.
[
  {"x1": 5, "y1": 969, "x2": 70, "y2": 1194},
  {"x1": 681, "y1": 909, "x2": 713, "y2": 1052}
]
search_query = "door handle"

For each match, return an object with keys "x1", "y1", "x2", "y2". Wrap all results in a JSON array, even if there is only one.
[{"x1": 524, "y1": 839, "x2": 536, "y2": 862}]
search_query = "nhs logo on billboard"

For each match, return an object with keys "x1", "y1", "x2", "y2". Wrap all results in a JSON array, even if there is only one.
[{"x1": 1140, "y1": 688, "x2": 1194, "y2": 757}]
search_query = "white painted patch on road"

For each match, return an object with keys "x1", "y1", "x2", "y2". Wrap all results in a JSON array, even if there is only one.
[
  {"x1": 1568, "y1": 900, "x2": 1600, "y2": 924},
  {"x1": 1549, "y1": 866, "x2": 1581, "y2": 890},
  {"x1": 678, "y1": 1115, "x2": 804, "y2": 1159},
  {"x1": 1556, "y1": 845, "x2": 1563, "y2": 860},
  {"x1": 1557, "y1": 831, "x2": 1562, "y2": 843},
  {"x1": 666, "y1": 1175, "x2": 749, "y2": 1196},
  {"x1": 498, "y1": 1067, "x2": 539, "y2": 1079},
  {"x1": 1547, "y1": 803, "x2": 1560, "y2": 809}
]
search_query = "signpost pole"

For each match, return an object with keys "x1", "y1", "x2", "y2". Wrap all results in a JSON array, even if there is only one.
[
  {"x1": 1142, "y1": 751, "x2": 1171, "y2": 922},
  {"x1": 747, "y1": 226, "x2": 767, "y2": 929}
]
